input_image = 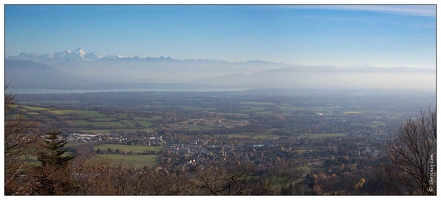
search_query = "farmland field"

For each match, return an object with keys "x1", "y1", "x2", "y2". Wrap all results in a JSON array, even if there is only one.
[
  {"x1": 94, "y1": 154, "x2": 159, "y2": 167},
  {"x1": 300, "y1": 133, "x2": 346, "y2": 138},
  {"x1": 49, "y1": 110, "x2": 108, "y2": 118},
  {"x1": 14, "y1": 89, "x2": 435, "y2": 171},
  {"x1": 240, "y1": 101, "x2": 276, "y2": 105},
  {"x1": 94, "y1": 144, "x2": 162, "y2": 154}
]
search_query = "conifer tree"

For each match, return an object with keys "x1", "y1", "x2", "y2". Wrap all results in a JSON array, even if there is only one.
[
  {"x1": 33, "y1": 131, "x2": 77, "y2": 195},
  {"x1": 37, "y1": 131, "x2": 75, "y2": 167}
]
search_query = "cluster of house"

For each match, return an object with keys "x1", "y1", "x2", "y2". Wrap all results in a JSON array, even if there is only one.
[{"x1": 65, "y1": 132, "x2": 163, "y2": 146}]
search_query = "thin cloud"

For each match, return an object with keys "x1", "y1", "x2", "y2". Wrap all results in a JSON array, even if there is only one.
[
  {"x1": 313, "y1": 5, "x2": 436, "y2": 17},
  {"x1": 281, "y1": 4, "x2": 436, "y2": 17}
]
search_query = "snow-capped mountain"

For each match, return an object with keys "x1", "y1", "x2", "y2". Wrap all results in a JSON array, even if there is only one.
[
  {"x1": 52, "y1": 48, "x2": 102, "y2": 61},
  {"x1": 10, "y1": 48, "x2": 101, "y2": 62},
  {"x1": 84, "y1": 52, "x2": 102, "y2": 61},
  {"x1": 102, "y1": 54, "x2": 130, "y2": 60},
  {"x1": 18, "y1": 52, "x2": 54, "y2": 60}
]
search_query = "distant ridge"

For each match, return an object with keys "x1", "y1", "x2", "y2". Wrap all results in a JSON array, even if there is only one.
[
  {"x1": 5, "y1": 60, "x2": 94, "y2": 89},
  {"x1": 4, "y1": 49, "x2": 436, "y2": 91}
]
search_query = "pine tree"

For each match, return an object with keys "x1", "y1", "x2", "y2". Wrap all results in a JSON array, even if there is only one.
[
  {"x1": 37, "y1": 131, "x2": 75, "y2": 167},
  {"x1": 33, "y1": 131, "x2": 77, "y2": 195}
]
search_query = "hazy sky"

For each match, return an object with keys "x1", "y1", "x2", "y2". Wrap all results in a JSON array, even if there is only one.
[{"x1": 4, "y1": 4, "x2": 436, "y2": 69}]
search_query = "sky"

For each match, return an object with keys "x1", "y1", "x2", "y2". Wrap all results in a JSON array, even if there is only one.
[{"x1": 3, "y1": 4, "x2": 437, "y2": 69}]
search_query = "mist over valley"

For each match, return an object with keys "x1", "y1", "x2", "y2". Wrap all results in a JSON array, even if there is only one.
[{"x1": 5, "y1": 48, "x2": 436, "y2": 93}]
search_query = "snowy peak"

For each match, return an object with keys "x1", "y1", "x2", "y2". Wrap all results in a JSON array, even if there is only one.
[
  {"x1": 84, "y1": 52, "x2": 102, "y2": 60},
  {"x1": 102, "y1": 54, "x2": 129, "y2": 60},
  {"x1": 10, "y1": 48, "x2": 101, "y2": 62},
  {"x1": 52, "y1": 48, "x2": 101, "y2": 61},
  {"x1": 18, "y1": 52, "x2": 53, "y2": 59}
]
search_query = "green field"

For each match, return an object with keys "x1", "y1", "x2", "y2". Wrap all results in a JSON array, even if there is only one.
[
  {"x1": 343, "y1": 111, "x2": 362, "y2": 115},
  {"x1": 20, "y1": 106, "x2": 151, "y2": 131},
  {"x1": 372, "y1": 120, "x2": 386, "y2": 127},
  {"x1": 122, "y1": 120, "x2": 138, "y2": 127},
  {"x1": 152, "y1": 116, "x2": 164, "y2": 120},
  {"x1": 74, "y1": 128, "x2": 155, "y2": 134},
  {"x1": 22, "y1": 105, "x2": 50, "y2": 111},
  {"x1": 66, "y1": 120, "x2": 127, "y2": 128},
  {"x1": 188, "y1": 125, "x2": 213, "y2": 131},
  {"x1": 94, "y1": 144, "x2": 162, "y2": 153},
  {"x1": 224, "y1": 133, "x2": 253, "y2": 139},
  {"x1": 247, "y1": 106, "x2": 266, "y2": 111},
  {"x1": 240, "y1": 101, "x2": 276, "y2": 105},
  {"x1": 296, "y1": 165, "x2": 313, "y2": 173},
  {"x1": 137, "y1": 120, "x2": 154, "y2": 127},
  {"x1": 89, "y1": 117, "x2": 119, "y2": 122},
  {"x1": 94, "y1": 154, "x2": 159, "y2": 167},
  {"x1": 49, "y1": 110, "x2": 108, "y2": 118},
  {"x1": 265, "y1": 128, "x2": 279, "y2": 134},
  {"x1": 300, "y1": 133, "x2": 346, "y2": 138}
]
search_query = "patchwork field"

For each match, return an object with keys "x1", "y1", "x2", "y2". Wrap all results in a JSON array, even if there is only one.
[
  {"x1": 94, "y1": 144, "x2": 162, "y2": 154},
  {"x1": 300, "y1": 133, "x2": 346, "y2": 138},
  {"x1": 19, "y1": 105, "x2": 160, "y2": 134}
]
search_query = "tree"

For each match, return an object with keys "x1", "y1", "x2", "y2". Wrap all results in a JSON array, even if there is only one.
[
  {"x1": 4, "y1": 85, "x2": 45, "y2": 195},
  {"x1": 377, "y1": 109, "x2": 436, "y2": 195},
  {"x1": 4, "y1": 84, "x2": 76, "y2": 195},
  {"x1": 189, "y1": 160, "x2": 255, "y2": 195},
  {"x1": 32, "y1": 131, "x2": 77, "y2": 195},
  {"x1": 37, "y1": 131, "x2": 76, "y2": 167}
]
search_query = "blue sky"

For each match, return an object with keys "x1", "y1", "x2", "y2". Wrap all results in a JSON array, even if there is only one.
[{"x1": 4, "y1": 4, "x2": 437, "y2": 69}]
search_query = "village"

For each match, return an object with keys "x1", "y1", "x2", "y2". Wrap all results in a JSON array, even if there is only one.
[{"x1": 63, "y1": 127, "x2": 384, "y2": 179}]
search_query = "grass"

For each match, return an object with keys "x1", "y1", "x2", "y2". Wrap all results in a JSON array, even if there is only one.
[
  {"x1": 343, "y1": 111, "x2": 362, "y2": 115},
  {"x1": 94, "y1": 154, "x2": 159, "y2": 167},
  {"x1": 66, "y1": 120, "x2": 127, "y2": 128},
  {"x1": 188, "y1": 125, "x2": 213, "y2": 131},
  {"x1": 296, "y1": 165, "x2": 313, "y2": 173},
  {"x1": 137, "y1": 121, "x2": 154, "y2": 127},
  {"x1": 247, "y1": 106, "x2": 266, "y2": 111},
  {"x1": 49, "y1": 110, "x2": 108, "y2": 118},
  {"x1": 300, "y1": 133, "x2": 346, "y2": 138},
  {"x1": 152, "y1": 116, "x2": 163, "y2": 120},
  {"x1": 122, "y1": 120, "x2": 138, "y2": 127},
  {"x1": 140, "y1": 128, "x2": 155, "y2": 133},
  {"x1": 26, "y1": 112, "x2": 39, "y2": 115},
  {"x1": 351, "y1": 120, "x2": 387, "y2": 129},
  {"x1": 74, "y1": 128, "x2": 155, "y2": 134},
  {"x1": 225, "y1": 133, "x2": 253, "y2": 139},
  {"x1": 21, "y1": 105, "x2": 50, "y2": 111},
  {"x1": 240, "y1": 101, "x2": 276, "y2": 105},
  {"x1": 94, "y1": 144, "x2": 162, "y2": 154},
  {"x1": 265, "y1": 128, "x2": 279, "y2": 134},
  {"x1": 372, "y1": 120, "x2": 386, "y2": 127},
  {"x1": 248, "y1": 128, "x2": 284, "y2": 139},
  {"x1": 213, "y1": 112, "x2": 248, "y2": 116},
  {"x1": 89, "y1": 117, "x2": 119, "y2": 122}
]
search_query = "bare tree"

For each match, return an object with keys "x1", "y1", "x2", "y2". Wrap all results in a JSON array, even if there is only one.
[
  {"x1": 5, "y1": 85, "x2": 77, "y2": 195},
  {"x1": 4, "y1": 85, "x2": 46, "y2": 195},
  {"x1": 377, "y1": 109, "x2": 436, "y2": 195},
  {"x1": 188, "y1": 160, "x2": 255, "y2": 195}
]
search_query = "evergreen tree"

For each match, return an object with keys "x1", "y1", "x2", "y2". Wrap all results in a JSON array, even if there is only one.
[
  {"x1": 33, "y1": 131, "x2": 77, "y2": 195},
  {"x1": 38, "y1": 131, "x2": 75, "y2": 167}
]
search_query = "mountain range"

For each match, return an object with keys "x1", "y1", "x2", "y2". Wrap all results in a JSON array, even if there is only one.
[{"x1": 5, "y1": 48, "x2": 436, "y2": 91}]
